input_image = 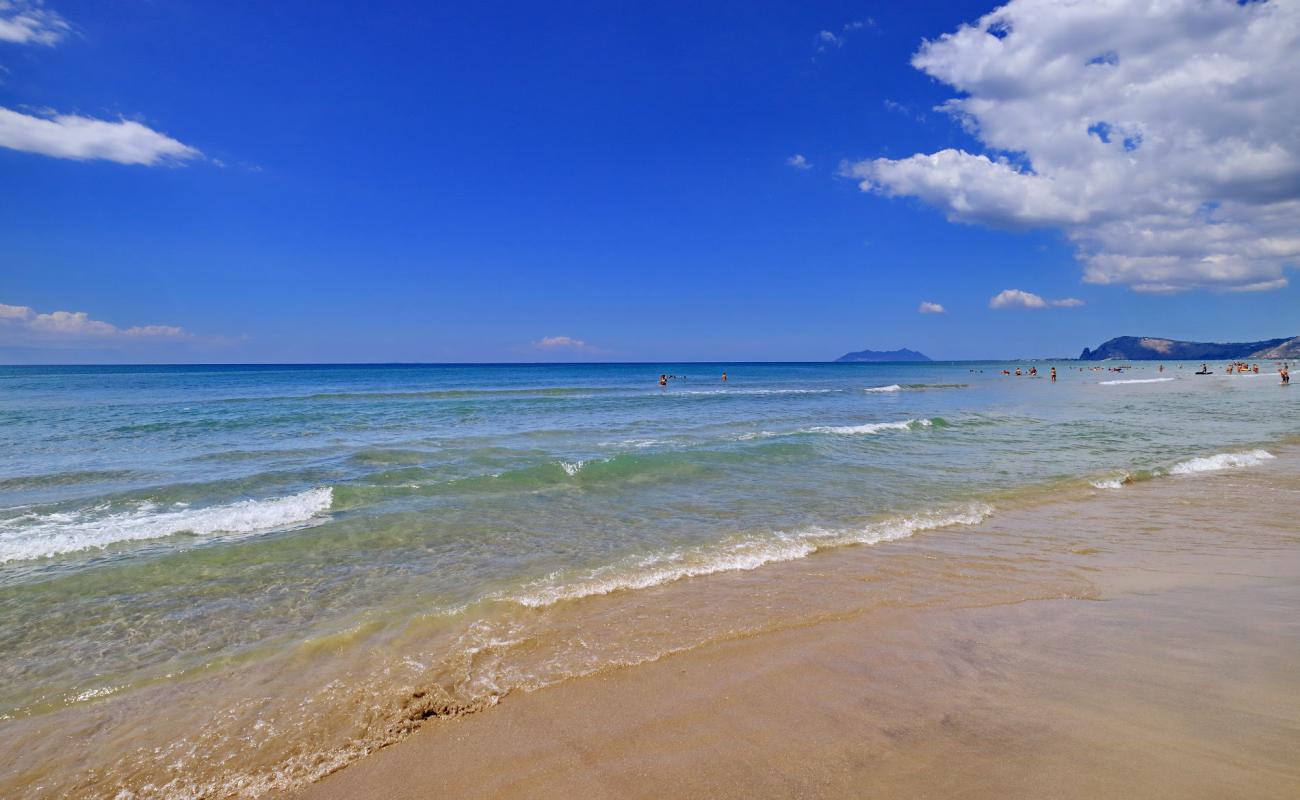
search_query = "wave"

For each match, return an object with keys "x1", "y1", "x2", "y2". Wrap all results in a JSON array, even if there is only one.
[
  {"x1": 1091, "y1": 476, "x2": 1128, "y2": 489},
  {"x1": 808, "y1": 418, "x2": 933, "y2": 435},
  {"x1": 0, "y1": 469, "x2": 136, "y2": 493},
  {"x1": 0, "y1": 488, "x2": 333, "y2": 564},
  {"x1": 669, "y1": 388, "x2": 840, "y2": 396},
  {"x1": 559, "y1": 459, "x2": 601, "y2": 477},
  {"x1": 503, "y1": 504, "x2": 993, "y2": 608},
  {"x1": 1169, "y1": 450, "x2": 1275, "y2": 475},
  {"x1": 1099, "y1": 377, "x2": 1176, "y2": 385},
  {"x1": 865, "y1": 383, "x2": 967, "y2": 393}
]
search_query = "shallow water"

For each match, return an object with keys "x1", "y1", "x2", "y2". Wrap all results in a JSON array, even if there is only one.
[{"x1": 0, "y1": 361, "x2": 1295, "y2": 798}]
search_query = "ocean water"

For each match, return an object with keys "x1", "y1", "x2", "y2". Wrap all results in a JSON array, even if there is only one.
[{"x1": 0, "y1": 361, "x2": 1295, "y2": 798}]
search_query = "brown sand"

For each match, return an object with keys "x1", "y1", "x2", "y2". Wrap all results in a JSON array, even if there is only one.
[{"x1": 294, "y1": 458, "x2": 1300, "y2": 800}]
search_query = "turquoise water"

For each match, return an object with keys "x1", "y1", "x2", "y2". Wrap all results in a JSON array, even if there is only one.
[{"x1": 0, "y1": 361, "x2": 1294, "y2": 724}]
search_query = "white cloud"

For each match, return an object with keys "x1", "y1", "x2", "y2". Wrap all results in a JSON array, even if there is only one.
[
  {"x1": 918, "y1": 301, "x2": 946, "y2": 314},
  {"x1": 0, "y1": 107, "x2": 200, "y2": 165},
  {"x1": 845, "y1": 0, "x2": 1300, "y2": 293},
  {"x1": 817, "y1": 30, "x2": 843, "y2": 50},
  {"x1": 786, "y1": 153, "x2": 811, "y2": 170},
  {"x1": 0, "y1": 302, "x2": 186, "y2": 341},
  {"x1": 989, "y1": 289, "x2": 1084, "y2": 309},
  {"x1": 534, "y1": 335, "x2": 597, "y2": 352},
  {"x1": 0, "y1": 0, "x2": 69, "y2": 46}
]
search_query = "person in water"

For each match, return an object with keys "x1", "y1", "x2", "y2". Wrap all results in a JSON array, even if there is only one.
[
  {"x1": 721, "y1": 372, "x2": 727, "y2": 382},
  {"x1": 1282, "y1": 366, "x2": 1291, "y2": 385},
  {"x1": 659, "y1": 374, "x2": 668, "y2": 386},
  {"x1": 1050, "y1": 367, "x2": 1057, "y2": 382}
]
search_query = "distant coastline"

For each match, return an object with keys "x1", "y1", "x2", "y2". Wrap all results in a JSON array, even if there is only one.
[{"x1": 1080, "y1": 335, "x2": 1300, "y2": 361}]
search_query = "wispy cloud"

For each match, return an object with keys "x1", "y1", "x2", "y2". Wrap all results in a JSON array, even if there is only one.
[
  {"x1": 0, "y1": 107, "x2": 201, "y2": 165},
  {"x1": 815, "y1": 30, "x2": 842, "y2": 51},
  {"x1": 918, "y1": 301, "x2": 946, "y2": 314},
  {"x1": 786, "y1": 153, "x2": 811, "y2": 170},
  {"x1": 988, "y1": 289, "x2": 1084, "y2": 310},
  {"x1": 0, "y1": 302, "x2": 187, "y2": 340},
  {"x1": 0, "y1": 0, "x2": 70, "y2": 46},
  {"x1": 533, "y1": 335, "x2": 598, "y2": 353}
]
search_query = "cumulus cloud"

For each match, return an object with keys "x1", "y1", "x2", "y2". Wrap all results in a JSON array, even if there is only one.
[
  {"x1": 0, "y1": 0, "x2": 69, "y2": 46},
  {"x1": 786, "y1": 154, "x2": 811, "y2": 170},
  {"x1": 0, "y1": 107, "x2": 201, "y2": 165},
  {"x1": 988, "y1": 289, "x2": 1083, "y2": 309},
  {"x1": 918, "y1": 301, "x2": 946, "y2": 314},
  {"x1": 844, "y1": 0, "x2": 1300, "y2": 292},
  {"x1": 533, "y1": 335, "x2": 597, "y2": 352},
  {"x1": 0, "y1": 302, "x2": 186, "y2": 341}
]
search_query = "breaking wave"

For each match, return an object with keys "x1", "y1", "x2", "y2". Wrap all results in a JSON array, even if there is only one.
[
  {"x1": 1169, "y1": 450, "x2": 1275, "y2": 475},
  {"x1": 1099, "y1": 377, "x2": 1176, "y2": 385},
  {"x1": 864, "y1": 383, "x2": 967, "y2": 393},
  {"x1": 0, "y1": 488, "x2": 334, "y2": 564},
  {"x1": 808, "y1": 418, "x2": 934, "y2": 435},
  {"x1": 504, "y1": 503, "x2": 993, "y2": 608}
]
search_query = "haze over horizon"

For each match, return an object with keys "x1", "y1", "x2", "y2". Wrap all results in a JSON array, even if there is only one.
[{"x1": 3, "y1": 0, "x2": 1298, "y2": 364}]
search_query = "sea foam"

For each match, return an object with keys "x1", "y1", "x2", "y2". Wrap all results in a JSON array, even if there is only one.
[
  {"x1": 504, "y1": 503, "x2": 992, "y2": 608},
  {"x1": 1091, "y1": 476, "x2": 1128, "y2": 489},
  {"x1": 808, "y1": 419, "x2": 932, "y2": 435},
  {"x1": 864, "y1": 384, "x2": 903, "y2": 393},
  {"x1": 1099, "y1": 377, "x2": 1176, "y2": 385},
  {"x1": 0, "y1": 487, "x2": 334, "y2": 563},
  {"x1": 1169, "y1": 450, "x2": 1275, "y2": 475}
]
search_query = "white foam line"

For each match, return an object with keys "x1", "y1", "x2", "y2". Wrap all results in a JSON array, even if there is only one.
[
  {"x1": 1099, "y1": 377, "x2": 1176, "y2": 385},
  {"x1": 503, "y1": 504, "x2": 993, "y2": 608},
  {"x1": 808, "y1": 419, "x2": 931, "y2": 435},
  {"x1": 1091, "y1": 476, "x2": 1127, "y2": 489},
  {"x1": 0, "y1": 488, "x2": 334, "y2": 563},
  {"x1": 864, "y1": 384, "x2": 903, "y2": 393},
  {"x1": 1169, "y1": 450, "x2": 1275, "y2": 475}
]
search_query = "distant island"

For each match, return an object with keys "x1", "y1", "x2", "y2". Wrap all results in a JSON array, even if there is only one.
[
  {"x1": 835, "y1": 348, "x2": 932, "y2": 363},
  {"x1": 1079, "y1": 335, "x2": 1300, "y2": 361}
]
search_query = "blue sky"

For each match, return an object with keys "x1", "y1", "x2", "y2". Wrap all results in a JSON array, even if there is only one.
[{"x1": 2, "y1": 0, "x2": 1297, "y2": 363}]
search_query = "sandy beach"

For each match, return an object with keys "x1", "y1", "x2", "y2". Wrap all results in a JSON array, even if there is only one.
[{"x1": 293, "y1": 447, "x2": 1300, "y2": 800}]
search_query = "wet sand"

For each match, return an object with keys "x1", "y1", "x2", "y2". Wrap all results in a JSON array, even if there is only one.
[{"x1": 296, "y1": 453, "x2": 1300, "y2": 800}]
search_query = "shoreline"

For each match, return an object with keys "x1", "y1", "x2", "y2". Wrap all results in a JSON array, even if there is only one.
[
  {"x1": 292, "y1": 449, "x2": 1300, "y2": 799},
  {"x1": 4, "y1": 440, "x2": 1297, "y2": 798}
]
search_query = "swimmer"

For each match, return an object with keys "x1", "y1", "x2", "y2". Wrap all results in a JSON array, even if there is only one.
[
  {"x1": 1050, "y1": 367, "x2": 1057, "y2": 382},
  {"x1": 721, "y1": 372, "x2": 727, "y2": 382},
  {"x1": 659, "y1": 374, "x2": 668, "y2": 387}
]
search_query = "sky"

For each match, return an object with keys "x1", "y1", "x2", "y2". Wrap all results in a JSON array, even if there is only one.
[{"x1": 1, "y1": 0, "x2": 1297, "y2": 363}]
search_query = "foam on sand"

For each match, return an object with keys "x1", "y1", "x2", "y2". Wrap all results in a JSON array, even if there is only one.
[
  {"x1": 1099, "y1": 377, "x2": 1176, "y2": 385},
  {"x1": 1091, "y1": 475, "x2": 1128, "y2": 489},
  {"x1": 504, "y1": 503, "x2": 993, "y2": 608},
  {"x1": 0, "y1": 487, "x2": 334, "y2": 563},
  {"x1": 1169, "y1": 450, "x2": 1275, "y2": 475}
]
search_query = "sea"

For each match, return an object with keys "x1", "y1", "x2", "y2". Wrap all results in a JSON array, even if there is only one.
[{"x1": 0, "y1": 360, "x2": 1294, "y2": 798}]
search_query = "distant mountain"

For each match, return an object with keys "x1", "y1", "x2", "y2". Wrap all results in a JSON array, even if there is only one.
[
  {"x1": 835, "y1": 348, "x2": 931, "y2": 363},
  {"x1": 1079, "y1": 335, "x2": 1299, "y2": 361}
]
